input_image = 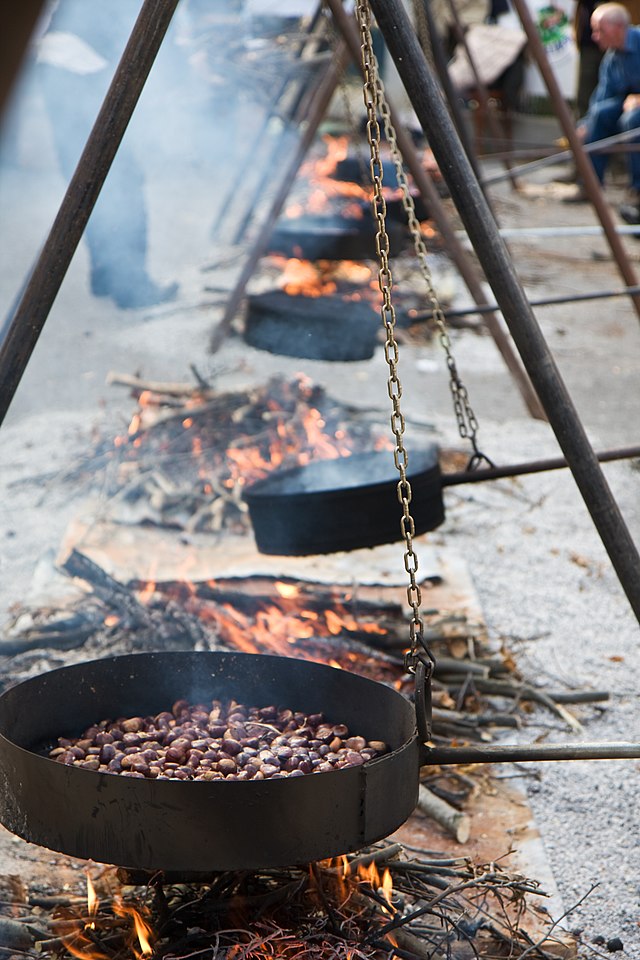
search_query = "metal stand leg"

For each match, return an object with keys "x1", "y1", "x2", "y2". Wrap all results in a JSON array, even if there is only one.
[{"x1": 368, "y1": 0, "x2": 640, "y2": 626}]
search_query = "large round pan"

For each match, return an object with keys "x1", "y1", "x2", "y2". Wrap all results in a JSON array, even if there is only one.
[
  {"x1": 242, "y1": 445, "x2": 444, "y2": 555},
  {"x1": 0, "y1": 651, "x2": 420, "y2": 872}
]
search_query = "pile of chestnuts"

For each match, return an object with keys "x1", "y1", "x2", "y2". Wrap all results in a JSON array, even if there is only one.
[{"x1": 49, "y1": 697, "x2": 389, "y2": 781}]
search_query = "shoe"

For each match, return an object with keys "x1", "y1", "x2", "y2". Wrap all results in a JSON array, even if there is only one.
[
  {"x1": 110, "y1": 278, "x2": 179, "y2": 309},
  {"x1": 561, "y1": 185, "x2": 589, "y2": 204},
  {"x1": 91, "y1": 269, "x2": 178, "y2": 308},
  {"x1": 619, "y1": 202, "x2": 640, "y2": 225}
]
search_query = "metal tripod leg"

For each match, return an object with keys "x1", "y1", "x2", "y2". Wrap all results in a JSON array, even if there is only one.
[{"x1": 369, "y1": 0, "x2": 640, "y2": 626}]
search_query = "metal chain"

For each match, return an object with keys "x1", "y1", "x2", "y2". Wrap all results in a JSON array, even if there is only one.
[
  {"x1": 356, "y1": 0, "x2": 434, "y2": 695},
  {"x1": 373, "y1": 58, "x2": 493, "y2": 469}
]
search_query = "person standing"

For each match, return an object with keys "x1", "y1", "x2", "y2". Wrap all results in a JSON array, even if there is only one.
[{"x1": 37, "y1": 0, "x2": 178, "y2": 309}]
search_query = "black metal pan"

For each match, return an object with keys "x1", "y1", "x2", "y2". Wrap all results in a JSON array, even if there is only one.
[
  {"x1": 243, "y1": 444, "x2": 640, "y2": 556},
  {"x1": 0, "y1": 651, "x2": 420, "y2": 872},
  {"x1": 242, "y1": 445, "x2": 444, "y2": 556},
  {"x1": 1, "y1": 651, "x2": 638, "y2": 875}
]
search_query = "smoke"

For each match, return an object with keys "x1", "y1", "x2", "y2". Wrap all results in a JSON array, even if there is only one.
[{"x1": 0, "y1": 0, "x2": 323, "y2": 312}]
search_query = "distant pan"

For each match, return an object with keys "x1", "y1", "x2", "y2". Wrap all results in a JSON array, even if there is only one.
[
  {"x1": 244, "y1": 289, "x2": 380, "y2": 362},
  {"x1": 243, "y1": 446, "x2": 444, "y2": 556},
  {"x1": 267, "y1": 213, "x2": 408, "y2": 261}
]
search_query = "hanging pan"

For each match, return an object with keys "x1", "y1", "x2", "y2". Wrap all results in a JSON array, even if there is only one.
[
  {"x1": 1, "y1": 650, "x2": 639, "y2": 874},
  {"x1": 242, "y1": 443, "x2": 640, "y2": 556}
]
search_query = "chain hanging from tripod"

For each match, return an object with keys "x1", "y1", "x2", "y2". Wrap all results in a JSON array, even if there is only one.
[
  {"x1": 355, "y1": 0, "x2": 437, "y2": 740},
  {"x1": 356, "y1": 2, "x2": 493, "y2": 473}
]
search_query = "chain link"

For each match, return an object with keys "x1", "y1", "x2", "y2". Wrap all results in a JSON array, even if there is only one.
[
  {"x1": 371, "y1": 49, "x2": 493, "y2": 470},
  {"x1": 356, "y1": 0, "x2": 433, "y2": 687}
]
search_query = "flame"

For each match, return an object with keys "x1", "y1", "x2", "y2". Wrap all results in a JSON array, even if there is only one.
[
  {"x1": 355, "y1": 861, "x2": 395, "y2": 911},
  {"x1": 278, "y1": 257, "x2": 337, "y2": 298},
  {"x1": 61, "y1": 937, "x2": 110, "y2": 960},
  {"x1": 224, "y1": 403, "x2": 352, "y2": 490},
  {"x1": 275, "y1": 581, "x2": 300, "y2": 599},
  {"x1": 305, "y1": 134, "x2": 349, "y2": 177},
  {"x1": 381, "y1": 868, "x2": 393, "y2": 907},
  {"x1": 292, "y1": 134, "x2": 414, "y2": 222},
  {"x1": 113, "y1": 899, "x2": 153, "y2": 958},
  {"x1": 137, "y1": 577, "x2": 157, "y2": 605},
  {"x1": 52, "y1": 875, "x2": 109, "y2": 960},
  {"x1": 86, "y1": 875, "x2": 98, "y2": 926}
]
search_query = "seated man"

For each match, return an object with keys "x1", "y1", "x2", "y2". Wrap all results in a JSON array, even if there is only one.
[{"x1": 576, "y1": 2, "x2": 640, "y2": 221}]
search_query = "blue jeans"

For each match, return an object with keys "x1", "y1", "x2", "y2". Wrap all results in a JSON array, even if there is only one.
[{"x1": 585, "y1": 96, "x2": 640, "y2": 191}]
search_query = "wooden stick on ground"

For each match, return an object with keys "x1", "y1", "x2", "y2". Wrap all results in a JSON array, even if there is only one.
[{"x1": 417, "y1": 784, "x2": 471, "y2": 844}]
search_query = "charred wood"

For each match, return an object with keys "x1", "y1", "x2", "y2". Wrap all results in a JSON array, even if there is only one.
[{"x1": 61, "y1": 549, "x2": 154, "y2": 629}]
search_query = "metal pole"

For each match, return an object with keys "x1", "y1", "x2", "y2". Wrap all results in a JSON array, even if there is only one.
[
  {"x1": 443, "y1": 444, "x2": 640, "y2": 486},
  {"x1": 417, "y1": 0, "x2": 483, "y2": 185},
  {"x1": 482, "y1": 125, "x2": 640, "y2": 185},
  {"x1": 325, "y1": 0, "x2": 546, "y2": 422},
  {"x1": 213, "y1": 3, "x2": 325, "y2": 241},
  {"x1": 508, "y1": 0, "x2": 640, "y2": 321},
  {"x1": 231, "y1": 9, "x2": 332, "y2": 245},
  {"x1": 438, "y1": 0, "x2": 519, "y2": 188},
  {"x1": 209, "y1": 37, "x2": 352, "y2": 353},
  {"x1": 467, "y1": 224, "x2": 640, "y2": 238},
  {"x1": 424, "y1": 741, "x2": 640, "y2": 765},
  {"x1": 411, "y1": 284, "x2": 640, "y2": 322},
  {"x1": 0, "y1": 0, "x2": 180, "y2": 428},
  {"x1": 368, "y1": 0, "x2": 640, "y2": 625},
  {"x1": 0, "y1": 1, "x2": 45, "y2": 120}
]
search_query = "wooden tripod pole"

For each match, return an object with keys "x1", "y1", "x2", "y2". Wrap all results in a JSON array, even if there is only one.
[{"x1": 369, "y1": 0, "x2": 640, "y2": 625}]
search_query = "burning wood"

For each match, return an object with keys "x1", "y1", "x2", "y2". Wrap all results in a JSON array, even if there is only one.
[
  {"x1": 1, "y1": 842, "x2": 560, "y2": 960},
  {"x1": 98, "y1": 374, "x2": 392, "y2": 535},
  {"x1": 49, "y1": 697, "x2": 388, "y2": 781}
]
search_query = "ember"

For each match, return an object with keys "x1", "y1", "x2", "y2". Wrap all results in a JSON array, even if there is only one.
[{"x1": 49, "y1": 696, "x2": 388, "y2": 781}]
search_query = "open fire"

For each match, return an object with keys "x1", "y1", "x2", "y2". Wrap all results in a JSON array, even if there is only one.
[
  {"x1": 22, "y1": 845, "x2": 548, "y2": 960},
  {"x1": 103, "y1": 374, "x2": 393, "y2": 534}
]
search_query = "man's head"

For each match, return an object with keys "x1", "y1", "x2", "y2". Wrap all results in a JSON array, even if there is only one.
[{"x1": 591, "y1": 3, "x2": 631, "y2": 50}]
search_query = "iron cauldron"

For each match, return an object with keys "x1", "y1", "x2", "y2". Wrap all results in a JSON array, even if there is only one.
[{"x1": 0, "y1": 651, "x2": 424, "y2": 872}]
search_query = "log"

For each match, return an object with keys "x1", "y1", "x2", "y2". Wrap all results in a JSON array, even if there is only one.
[
  {"x1": 416, "y1": 785, "x2": 471, "y2": 844},
  {"x1": 61, "y1": 549, "x2": 153, "y2": 628},
  {"x1": 106, "y1": 371, "x2": 216, "y2": 398}
]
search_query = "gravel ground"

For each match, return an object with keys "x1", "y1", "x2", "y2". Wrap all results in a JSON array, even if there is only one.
[{"x1": 1, "y1": 51, "x2": 640, "y2": 957}]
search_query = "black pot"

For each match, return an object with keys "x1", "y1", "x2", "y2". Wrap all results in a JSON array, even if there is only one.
[
  {"x1": 243, "y1": 445, "x2": 444, "y2": 556},
  {"x1": 0, "y1": 651, "x2": 421, "y2": 872},
  {"x1": 268, "y1": 213, "x2": 408, "y2": 261},
  {"x1": 244, "y1": 290, "x2": 380, "y2": 361}
]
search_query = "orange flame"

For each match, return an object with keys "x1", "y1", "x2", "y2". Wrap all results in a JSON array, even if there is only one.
[
  {"x1": 86, "y1": 875, "x2": 98, "y2": 926},
  {"x1": 113, "y1": 899, "x2": 153, "y2": 958},
  {"x1": 275, "y1": 581, "x2": 300, "y2": 599}
]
